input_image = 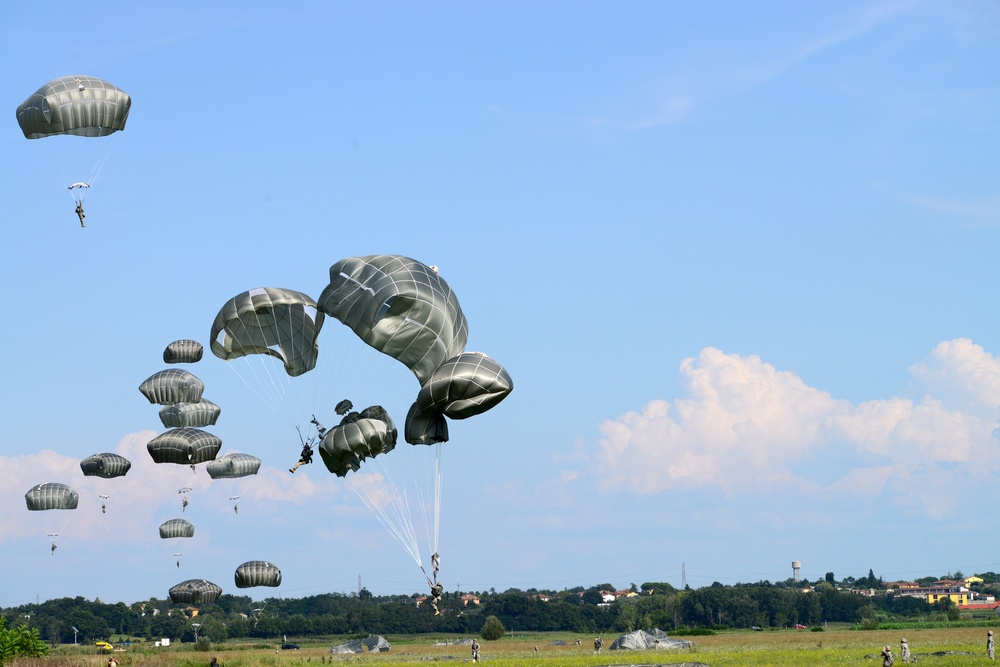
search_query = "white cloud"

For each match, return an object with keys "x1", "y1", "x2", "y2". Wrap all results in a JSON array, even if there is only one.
[{"x1": 590, "y1": 340, "x2": 1000, "y2": 516}]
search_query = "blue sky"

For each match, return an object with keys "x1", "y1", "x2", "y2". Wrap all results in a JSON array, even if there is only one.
[{"x1": 2, "y1": 0, "x2": 1000, "y2": 608}]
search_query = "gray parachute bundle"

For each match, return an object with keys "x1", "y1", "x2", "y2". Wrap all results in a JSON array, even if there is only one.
[
  {"x1": 317, "y1": 255, "x2": 468, "y2": 385},
  {"x1": 17, "y1": 75, "x2": 131, "y2": 140},
  {"x1": 169, "y1": 579, "x2": 222, "y2": 605},
  {"x1": 159, "y1": 518, "x2": 195, "y2": 539},
  {"x1": 139, "y1": 369, "x2": 205, "y2": 405},
  {"x1": 609, "y1": 629, "x2": 694, "y2": 651},
  {"x1": 234, "y1": 560, "x2": 282, "y2": 588},
  {"x1": 405, "y1": 352, "x2": 513, "y2": 444},
  {"x1": 207, "y1": 452, "x2": 261, "y2": 479},
  {"x1": 147, "y1": 428, "x2": 222, "y2": 465},
  {"x1": 210, "y1": 287, "x2": 323, "y2": 377},
  {"x1": 80, "y1": 453, "x2": 132, "y2": 478},
  {"x1": 158, "y1": 399, "x2": 221, "y2": 428},
  {"x1": 331, "y1": 635, "x2": 391, "y2": 654},
  {"x1": 25, "y1": 482, "x2": 79, "y2": 511},
  {"x1": 163, "y1": 339, "x2": 204, "y2": 364},
  {"x1": 319, "y1": 407, "x2": 398, "y2": 477}
]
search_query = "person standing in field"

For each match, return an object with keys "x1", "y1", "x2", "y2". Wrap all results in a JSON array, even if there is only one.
[
  {"x1": 471, "y1": 638, "x2": 479, "y2": 663},
  {"x1": 988, "y1": 630, "x2": 995, "y2": 660},
  {"x1": 594, "y1": 636, "x2": 603, "y2": 654},
  {"x1": 881, "y1": 645, "x2": 894, "y2": 667},
  {"x1": 900, "y1": 637, "x2": 910, "y2": 663}
]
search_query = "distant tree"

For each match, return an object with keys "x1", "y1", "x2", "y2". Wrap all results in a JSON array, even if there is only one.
[
  {"x1": 0, "y1": 617, "x2": 48, "y2": 664},
  {"x1": 952, "y1": 571, "x2": 965, "y2": 581},
  {"x1": 917, "y1": 576, "x2": 938, "y2": 586},
  {"x1": 641, "y1": 582, "x2": 676, "y2": 595},
  {"x1": 480, "y1": 615, "x2": 505, "y2": 641},
  {"x1": 825, "y1": 572, "x2": 835, "y2": 585}
]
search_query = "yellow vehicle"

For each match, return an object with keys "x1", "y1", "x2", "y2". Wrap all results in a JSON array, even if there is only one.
[{"x1": 95, "y1": 642, "x2": 114, "y2": 651}]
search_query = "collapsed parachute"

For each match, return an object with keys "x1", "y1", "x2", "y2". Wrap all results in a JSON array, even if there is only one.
[
  {"x1": 169, "y1": 579, "x2": 222, "y2": 605},
  {"x1": 25, "y1": 483, "x2": 79, "y2": 510},
  {"x1": 210, "y1": 287, "x2": 323, "y2": 377},
  {"x1": 139, "y1": 369, "x2": 205, "y2": 405},
  {"x1": 159, "y1": 518, "x2": 195, "y2": 539},
  {"x1": 163, "y1": 339, "x2": 204, "y2": 364},
  {"x1": 158, "y1": 399, "x2": 221, "y2": 428},
  {"x1": 16, "y1": 76, "x2": 131, "y2": 140},
  {"x1": 235, "y1": 560, "x2": 282, "y2": 588},
  {"x1": 80, "y1": 453, "x2": 132, "y2": 478},
  {"x1": 147, "y1": 428, "x2": 222, "y2": 465},
  {"x1": 207, "y1": 452, "x2": 261, "y2": 479},
  {"x1": 318, "y1": 406, "x2": 397, "y2": 477}
]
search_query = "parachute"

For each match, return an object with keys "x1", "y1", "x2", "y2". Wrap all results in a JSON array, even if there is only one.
[
  {"x1": 335, "y1": 399, "x2": 354, "y2": 415},
  {"x1": 17, "y1": 76, "x2": 131, "y2": 140},
  {"x1": 318, "y1": 407, "x2": 397, "y2": 477},
  {"x1": 206, "y1": 452, "x2": 261, "y2": 479},
  {"x1": 169, "y1": 579, "x2": 222, "y2": 605},
  {"x1": 158, "y1": 399, "x2": 221, "y2": 428},
  {"x1": 79, "y1": 453, "x2": 132, "y2": 478},
  {"x1": 139, "y1": 369, "x2": 205, "y2": 405},
  {"x1": 163, "y1": 339, "x2": 204, "y2": 364},
  {"x1": 234, "y1": 560, "x2": 282, "y2": 588},
  {"x1": 25, "y1": 483, "x2": 79, "y2": 511},
  {"x1": 210, "y1": 287, "x2": 323, "y2": 378},
  {"x1": 159, "y1": 518, "x2": 195, "y2": 539},
  {"x1": 146, "y1": 428, "x2": 222, "y2": 465}
]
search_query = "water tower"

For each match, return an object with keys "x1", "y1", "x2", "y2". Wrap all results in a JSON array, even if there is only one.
[{"x1": 792, "y1": 560, "x2": 801, "y2": 582}]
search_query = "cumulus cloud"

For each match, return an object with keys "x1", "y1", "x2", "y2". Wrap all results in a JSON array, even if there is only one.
[{"x1": 590, "y1": 340, "x2": 1000, "y2": 514}]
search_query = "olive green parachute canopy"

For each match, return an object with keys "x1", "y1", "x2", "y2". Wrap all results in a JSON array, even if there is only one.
[
  {"x1": 319, "y1": 407, "x2": 397, "y2": 477},
  {"x1": 335, "y1": 399, "x2": 353, "y2": 415},
  {"x1": 159, "y1": 399, "x2": 221, "y2": 428},
  {"x1": 25, "y1": 483, "x2": 79, "y2": 510},
  {"x1": 147, "y1": 428, "x2": 222, "y2": 465},
  {"x1": 235, "y1": 560, "x2": 282, "y2": 588},
  {"x1": 317, "y1": 255, "x2": 468, "y2": 385},
  {"x1": 169, "y1": 579, "x2": 222, "y2": 605},
  {"x1": 211, "y1": 287, "x2": 323, "y2": 377},
  {"x1": 405, "y1": 352, "x2": 513, "y2": 444},
  {"x1": 163, "y1": 339, "x2": 204, "y2": 364},
  {"x1": 80, "y1": 453, "x2": 132, "y2": 478},
  {"x1": 206, "y1": 452, "x2": 261, "y2": 479},
  {"x1": 16, "y1": 75, "x2": 131, "y2": 140},
  {"x1": 159, "y1": 518, "x2": 195, "y2": 539},
  {"x1": 139, "y1": 369, "x2": 205, "y2": 405}
]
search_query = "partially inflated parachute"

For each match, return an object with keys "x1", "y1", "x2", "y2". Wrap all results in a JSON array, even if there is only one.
[
  {"x1": 159, "y1": 518, "x2": 195, "y2": 539},
  {"x1": 235, "y1": 560, "x2": 282, "y2": 588},
  {"x1": 164, "y1": 339, "x2": 204, "y2": 364},
  {"x1": 210, "y1": 287, "x2": 323, "y2": 377},
  {"x1": 159, "y1": 399, "x2": 221, "y2": 428},
  {"x1": 25, "y1": 483, "x2": 79, "y2": 510},
  {"x1": 317, "y1": 255, "x2": 468, "y2": 385},
  {"x1": 319, "y1": 406, "x2": 398, "y2": 477},
  {"x1": 147, "y1": 428, "x2": 221, "y2": 465},
  {"x1": 80, "y1": 453, "x2": 132, "y2": 478},
  {"x1": 206, "y1": 452, "x2": 261, "y2": 479},
  {"x1": 169, "y1": 579, "x2": 222, "y2": 605},
  {"x1": 139, "y1": 369, "x2": 205, "y2": 405},
  {"x1": 17, "y1": 76, "x2": 130, "y2": 140}
]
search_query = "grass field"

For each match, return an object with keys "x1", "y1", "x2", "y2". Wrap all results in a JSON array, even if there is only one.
[{"x1": 12, "y1": 627, "x2": 999, "y2": 667}]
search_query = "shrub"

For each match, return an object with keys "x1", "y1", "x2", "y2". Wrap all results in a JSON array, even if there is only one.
[{"x1": 480, "y1": 615, "x2": 506, "y2": 641}]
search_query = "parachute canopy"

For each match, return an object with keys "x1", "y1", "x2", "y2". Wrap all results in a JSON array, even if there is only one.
[
  {"x1": 207, "y1": 452, "x2": 261, "y2": 479},
  {"x1": 318, "y1": 406, "x2": 397, "y2": 477},
  {"x1": 159, "y1": 399, "x2": 221, "y2": 428},
  {"x1": 16, "y1": 75, "x2": 131, "y2": 140},
  {"x1": 80, "y1": 453, "x2": 132, "y2": 478},
  {"x1": 317, "y1": 255, "x2": 468, "y2": 385},
  {"x1": 139, "y1": 369, "x2": 205, "y2": 405},
  {"x1": 609, "y1": 629, "x2": 694, "y2": 651},
  {"x1": 210, "y1": 287, "x2": 323, "y2": 377},
  {"x1": 163, "y1": 339, "x2": 204, "y2": 364},
  {"x1": 169, "y1": 579, "x2": 222, "y2": 605},
  {"x1": 331, "y1": 636, "x2": 391, "y2": 654},
  {"x1": 25, "y1": 483, "x2": 79, "y2": 510},
  {"x1": 234, "y1": 560, "x2": 282, "y2": 588},
  {"x1": 147, "y1": 428, "x2": 222, "y2": 465},
  {"x1": 159, "y1": 518, "x2": 195, "y2": 539}
]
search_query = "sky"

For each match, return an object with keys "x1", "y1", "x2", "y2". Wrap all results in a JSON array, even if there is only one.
[{"x1": 2, "y1": 0, "x2": 1000, "y2": 608}]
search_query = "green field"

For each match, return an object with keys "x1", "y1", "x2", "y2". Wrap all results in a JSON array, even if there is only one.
[{"x1": 13, "y1": 627, "x2": 999, "y2": 667}]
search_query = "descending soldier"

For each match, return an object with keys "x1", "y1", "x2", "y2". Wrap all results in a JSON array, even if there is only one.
[
  {"x1": 429, "y1": 581, "x2": 443, "y2": 616},
  {"x1": 75, "y1": 202, "x2": 86, "y2": 227}
]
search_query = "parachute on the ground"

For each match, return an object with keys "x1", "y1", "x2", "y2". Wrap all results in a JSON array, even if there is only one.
[
  {"x1": 159, "y1": 399, "x2": 221, "y2": 428},
  {"x1": 16, "y1": 76, "x2": 131, "y2": 140},
  {"x1": 147, "y1": 428, "x2": 222, "y2": 465},
  {"x1": 207, "y1": 452, "x2": 261, "y2": 479},
  {"x1": 169, "y1": 579, "x2": 221, "y2": 605},
  {"x1": 234, "y1": 560, "x2": 282, "y2": 588},
  {"x1": 318, "y1": 406, "x2": 397, "y2": 477},
  {"x1": 80, "y1": 453, "x2": 132, "y2": 478},
  {"x1": 159, "y1": 518, "x2": 195, "y2": 539},
  {"x1": 210, "y1": 287, "x2": 323, "y2": 377},
  {"x1": 331, "y1": 636, "x2": 391, "y2": 654},
  {"x1": 316, "y1": 255, "x2": 468, "y2": 385},
  {"x1": 25, "y1": 483, "x2": 79, "y2": 510},
  {"x1": 405, "y1": 352, "x2": 513, "y2": 444},
  {"x1": 164, "y1": 339, "x2": 204, "y2": 364},
  {"x1": 139, "y1": 369, "x2": 205, "y2": 405}
]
